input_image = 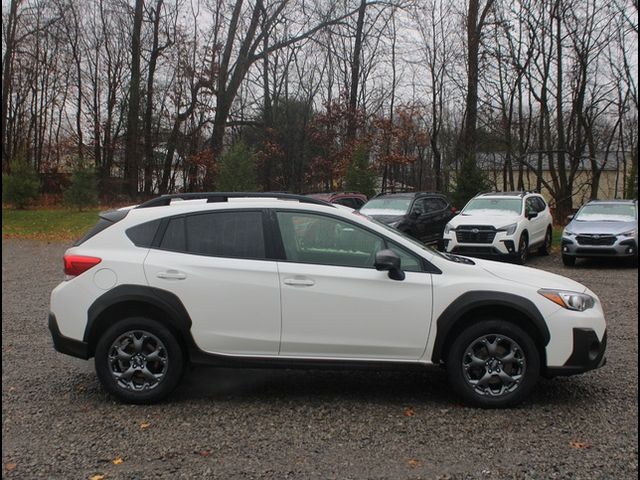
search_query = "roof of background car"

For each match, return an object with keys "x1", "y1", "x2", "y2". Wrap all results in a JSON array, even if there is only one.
[
  {"x1": 374, "y1": 192, "x2": 446, "y2": 198},
  {"x1": 479, "y1": 191, "x2": 535, "y2": 198},
  {"x1": 586, "y1": 199, "x2": 637, "y2": 204}
]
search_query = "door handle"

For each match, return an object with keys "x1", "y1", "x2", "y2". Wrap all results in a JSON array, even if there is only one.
[
  {"x1": 283, "y1": 278, "x2": 315, "y2": 287},
  {"x1": 156, "y1": 270, "x2": 187, "y2": 280}
]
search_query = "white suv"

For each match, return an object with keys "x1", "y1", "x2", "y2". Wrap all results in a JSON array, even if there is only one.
[
  {"x1": 442, "y1": 192, "x2": 554, "y2": 264},
  {"x1": 49, "y1": 193, "x2": 605, "y2": 408}
]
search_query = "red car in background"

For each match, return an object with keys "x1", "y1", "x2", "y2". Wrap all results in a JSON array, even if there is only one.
[{"x1": 306, "y1": 192, "x2": 368, "y2": 210}]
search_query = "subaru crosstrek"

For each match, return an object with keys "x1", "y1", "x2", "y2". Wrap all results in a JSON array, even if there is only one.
[
  {"x1": 442, "y1": 192, "x2": 554, "y2": 264},
  {"x1": 49, "y1": 193, "x2": 606, "y2": 408}
]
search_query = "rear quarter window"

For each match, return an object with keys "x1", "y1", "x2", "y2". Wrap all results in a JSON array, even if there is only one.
[{"x1": 126, "y1": 219, "x2": 162, "y2": 247}]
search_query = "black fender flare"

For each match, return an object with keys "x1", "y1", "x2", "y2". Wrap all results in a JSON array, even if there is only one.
[
  {"x1": 430, "y1": 291, "x2": 550, "y2": 363},
  {"x1": 84, "y1": 284, "x2": 197, "y2": 351}
]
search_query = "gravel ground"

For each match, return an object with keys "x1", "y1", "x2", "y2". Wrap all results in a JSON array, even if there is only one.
[{"x1": 2, "y1": 239, "x2": 638, "y2": 480}]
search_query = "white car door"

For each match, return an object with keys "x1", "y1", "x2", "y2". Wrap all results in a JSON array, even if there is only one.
[
  {"x1": 144, "y1": 210, "x2": 281, "y2": 356},
  {"x1": 275, "y1": 211, "x2": 432, "y2": 361},
  {"x1": 525, "y1": 197, "x2": 546, "y2": 244}
]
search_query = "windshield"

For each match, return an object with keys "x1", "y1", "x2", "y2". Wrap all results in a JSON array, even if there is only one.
[
  {"x1": 360, "y1": 197, "x2": 412, "y2": 216},
  {"x1": 575, "y1": 204, "x2": 637, "y2": 222},
  {"x1": 462, "y1": 198, "x2": 523, "y2": 216},
  {"x1": 361, "y1": 215, "x2": 448, "y2": 259}
]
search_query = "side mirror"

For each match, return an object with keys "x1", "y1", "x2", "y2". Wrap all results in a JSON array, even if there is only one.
[
  {"x1": 567, "y1": 214, "x2": 574, "y2": 221},
  {"x1": 409, "y1": 210, "x2": 420, "y2": 219},
  {"x1": 374, "y1": 249, "x2": 405, "y2": 281},
  {"x1": 527, "y1": 210, "x2": 539, "y2": 219}
]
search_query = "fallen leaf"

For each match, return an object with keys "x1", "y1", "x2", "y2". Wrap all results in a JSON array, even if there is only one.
[
  {"x1": 89, "y1": 475, "x2": 105, "y2": 480},
  {"x1": 404, "y1": 407, "x2": 416, "y2": 417},
  {"x1": 198, "y1": 451, "x2": 211, "y2": 457},
  {"x1": 407, "y1": 459, "x2": 422, "y2": 468},
  {"x1": 570, "y1": 441, "x2": 591, "y2": 449},
  {"x1": 5, "y1": 463, "x2": 17, "y2": 471},
  {"x1": 140, "y1": 422, "x2": 151, "y2": 430},
  {"x1": 8, "y1": 387, "x2": 16, "y2": 392},
  {"x1": 112, "y1": 457, "x2": 123, "y2": 465}
]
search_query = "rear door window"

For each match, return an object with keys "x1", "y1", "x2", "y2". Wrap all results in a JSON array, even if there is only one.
[{"x1": 160, "y1": 211, "x2": 266, "y2": 259}]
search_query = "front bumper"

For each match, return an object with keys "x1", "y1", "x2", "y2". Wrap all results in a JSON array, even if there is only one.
[
  {"x1": 561, "y1": 236, "x2": 637, "y2": 258},
  {"x1": 48, "y1": 313, "x2": 91, "y2": 360},
  {"x1": 545, "y1": 328, "x2": 607, "y2": 377}
]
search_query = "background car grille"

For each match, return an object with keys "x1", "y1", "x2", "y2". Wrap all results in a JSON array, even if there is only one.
[
  {"x1": 456, "y1": 226, "x2": 497, "y2": 244},
  {"x1": 576, "y1": 235, "x2": 616, "y2": 246}
]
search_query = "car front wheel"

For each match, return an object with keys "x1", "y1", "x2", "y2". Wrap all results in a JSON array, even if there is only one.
[
  {"x1": 95, "y1": 317, "x2": 185, "y2": 404},
  {"x1": 446, "y1": 320, "x2": 540, "y2": 408},
  {"x1": 516, "y1": 234, "x2": 529, "y2": 265}
]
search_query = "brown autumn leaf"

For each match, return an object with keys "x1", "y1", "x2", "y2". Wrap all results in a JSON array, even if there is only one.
[
  {"x1": 570, "y1": 441, "x2": 591, "y2": 449},
  {"x1": 403, "y1": 407, "x2": 416, "y2": 417},
  {"x1": 112, "y1": 457, "x2": 123, "y2": 465},
  {"x1": 407, "y1": 459, "x2": 422, "y2": 468},
  {"x1": 140, "y1": 421, "x2": 151, "y2": 430},
  {"x1": 198, "y1": 451, "x2": 211, "y2": 457},
  {"x1": 89, "y1": 475, "x2": 105, "y2": 480},
  {"x1": 5, "y1": 463, "x2": 17, "y2": 471}
]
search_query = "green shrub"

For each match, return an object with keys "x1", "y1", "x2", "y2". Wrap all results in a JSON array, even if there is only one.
[
  {"x1": 64, "y1": 161, "x2": 98, "y2": 210},
  {"x1": 2, "y1": 157, "x2": 40, "y2": 209},
  {"x1": 453, "y1": 156, "x2": 488, "y2": 208},
  {"x1": 217, "y1": 142, "x2": 259, "y2": 192}
]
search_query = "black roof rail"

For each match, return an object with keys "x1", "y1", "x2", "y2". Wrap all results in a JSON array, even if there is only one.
[{"x1": 136, "y1": 192, "x2": 335, "y2": 209}]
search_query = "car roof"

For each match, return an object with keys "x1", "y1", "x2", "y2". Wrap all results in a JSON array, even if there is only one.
[
  {"x1": 372, "y1": 192, "x2": 446, "y2": 199},
  {"x1": 478, "y1": 191, "x2": 538, "y2": 198},
  {"x1": 585, "y1": 199, "x2": 637, "y2": 205}
]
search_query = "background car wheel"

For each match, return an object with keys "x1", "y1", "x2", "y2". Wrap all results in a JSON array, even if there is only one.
[
  {"x1": 562, "y1": 254, "x2": 576, "y2": 267},
  {"x1": 539, "y1": 228, "x2": 552, "y2": 256},
  {"x1": 516, "y1": 234, "x2": 529, "y2": 265},
  {"x1": 445, "y1": 320, "x2": 540, "y2": 408},
  {"x1": 95, "y1": 317, "x2": 185, "y2": 404}
]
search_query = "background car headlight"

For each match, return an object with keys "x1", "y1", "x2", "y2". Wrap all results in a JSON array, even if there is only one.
[
  {"x1": 563, "y1": 229, "x2": 575, "y2": 236},
  {"x1": 620, "y1": 229, "x2": 637, "y2": 237},
  {"x1": 498, "y1": 223, "x2": 518, "y2": 235},
  {"x1": 538, "y1": 289, "x2": 595, "y2": 312}
]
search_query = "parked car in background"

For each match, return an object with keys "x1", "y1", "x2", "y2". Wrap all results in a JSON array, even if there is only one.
[
  {"x1": 561, "y1": 199, "x2": 638, "y2": 267},
  {"x1": 359, "y1": 192, "x2": 457, "y2": 246},
  {"x1": 306, "y1": 192, "x2": 368, "y2": 210},
  {"x1": 442, "y1": 192, "x2": 553, "y2": 265}
]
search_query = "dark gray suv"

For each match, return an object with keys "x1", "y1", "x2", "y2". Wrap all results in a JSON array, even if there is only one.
[{"x1": 561, "y1": 200, "x2": 638, "y2": 267}]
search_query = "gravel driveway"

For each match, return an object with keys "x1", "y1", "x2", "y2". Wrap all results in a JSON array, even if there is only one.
[{"x1": 2, "y1": 239, "x2": 637, "y2": 479}]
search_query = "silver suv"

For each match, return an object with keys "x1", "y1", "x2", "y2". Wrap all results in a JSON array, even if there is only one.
[{"x1": 561, "y1": 200, "x2": 638, "y2": 267}]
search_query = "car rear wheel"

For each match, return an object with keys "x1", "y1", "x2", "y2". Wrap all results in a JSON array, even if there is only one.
[
  {"x1": 95, "y1": 317, "x2": 185, "y2": 404},
  {"x1": 562, "y1": 254, "x2": 576, "y2": 267},
  {"x1": 446, "y1": 320, "x2": 540, "y2": 408}
]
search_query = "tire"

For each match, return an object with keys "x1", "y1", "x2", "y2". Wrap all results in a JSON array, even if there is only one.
[
  {"x1": 445, "y1": 320, "x2": 540, "y2": 408},
  {"x1": 95, "y1": 316, "x2": 185, "y2": 404},
  {"x1": 562, "y1": 254, "x2": 576, "y2": 267},
  {"x1": 516, "y1": 233, "x2": 529, "y2": 265},
  {"x1": 539, "y1": 228, "x2": 552, "y2": 256}
]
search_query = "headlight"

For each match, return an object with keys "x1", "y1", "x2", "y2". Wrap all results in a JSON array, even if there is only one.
[
  {"x1": 444, "y1": 223, "x2": 454, "y2": 234},
  {"x1": 538, "y1": 289, "x2": 595, "y2": 312},
  {"x1": 498, "y1": 223, "x2": 518, "y2": 235},
  {"x1": 620, "y1": 229, "x2": 637, "y2": 237},
  {"x1": 563, "y1": 229, "x2": 575, "y2": 236}
]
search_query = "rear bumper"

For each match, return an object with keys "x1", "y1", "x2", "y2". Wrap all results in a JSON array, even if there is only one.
[
  {"x1": 545, "y1": 328, "x2": 607, "y2": 377},
  {"x1": 48, "y1": 313, "x2": 91, "y2": 360}
]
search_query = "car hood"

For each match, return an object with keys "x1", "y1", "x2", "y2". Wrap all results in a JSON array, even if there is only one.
[
  {"x1": 566, "y1": 220, "x2": 637, "y2": 235},
  {"x1": 449, "y1": 213, "x2": 520, "y2": 228},
  {"x1": 474, "y1": 257, "x2": 587, "y2": 292},
  {"x1": 363, "y1": 214, "x2": 404, "y2": 225}
]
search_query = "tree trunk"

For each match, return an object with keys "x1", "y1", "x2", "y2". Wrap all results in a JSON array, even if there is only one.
[{"x1": 124, "y1": 0, "x2": 145, "y2": 197}]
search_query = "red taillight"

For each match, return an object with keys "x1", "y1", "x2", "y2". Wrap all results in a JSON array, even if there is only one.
[{"x1": 64, "y1": 255, "x2": 102, "y2": 276}]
